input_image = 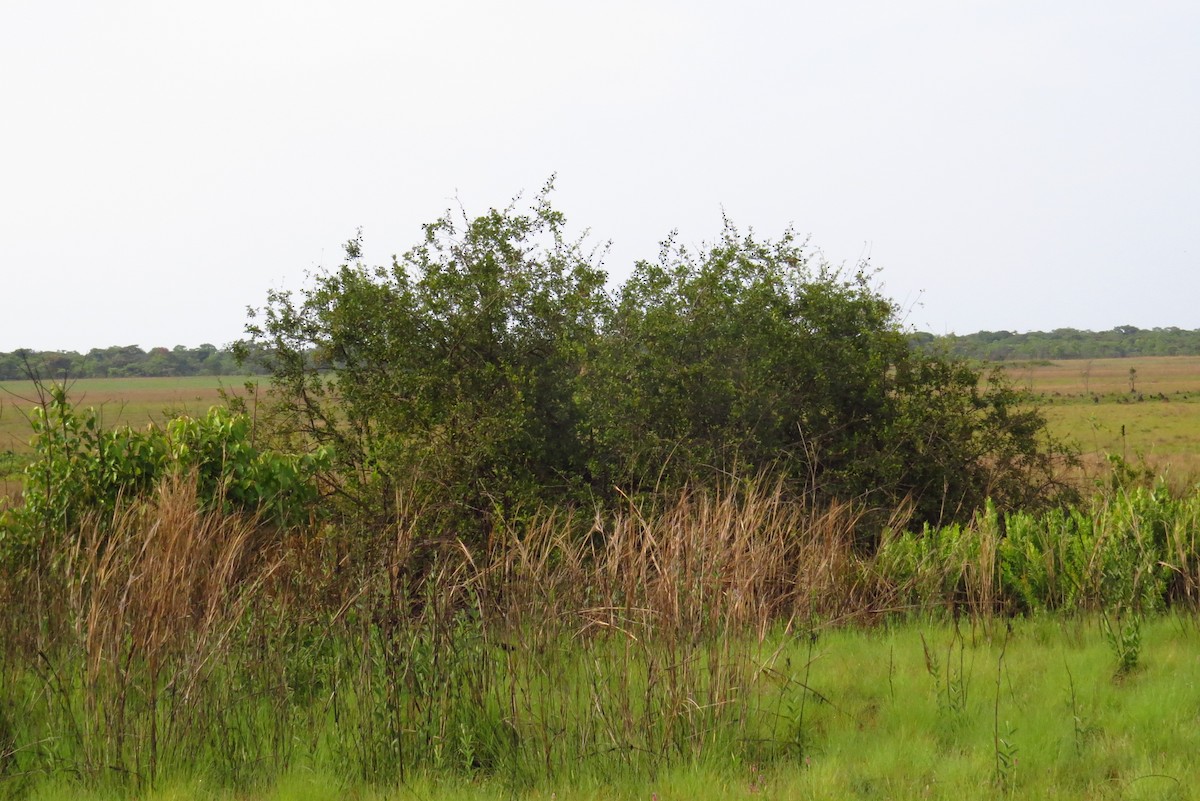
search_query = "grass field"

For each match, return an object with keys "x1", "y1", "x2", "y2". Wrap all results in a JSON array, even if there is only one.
[
  {"x1": 997, "y1": 356, "x2": 1200, "y2": 486},
  {"x1": 0, "y1": 376, "x2": 261, "y2": 504},
  {"x1": 0, "y1": 376, "x2": 255, "y2": 498},
  {"x1": 999, "y1": 355, "x2": 1200, "y2": 398},
  {"x1": 16, "y1": 616, "x2": 1200, "y2": 801},
  {"x1": 0, "y1": 376, "x2": 244, "y2": 452}
]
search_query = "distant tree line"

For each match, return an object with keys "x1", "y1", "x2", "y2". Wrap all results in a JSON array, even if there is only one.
[
  {"x1": 912, "y1": 326, "x2": 1200, "y2": 361},
  {"x1": 0, "y1": 345, "x2": 267, "y2": 381}
]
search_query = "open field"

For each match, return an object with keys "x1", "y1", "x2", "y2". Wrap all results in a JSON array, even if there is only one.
[
  {"x1": 997, "y1": 356, "x2": 1200, "y2": 486},
  {"x1": 0, "y1": 376, "x2": 244, "y2": 452},
  {"x1": 0, "y1": 376, "x2": 254, "y2": 499},
  {"x1": 999, "y1": 354, "x2": 1200, "y2": 398}
]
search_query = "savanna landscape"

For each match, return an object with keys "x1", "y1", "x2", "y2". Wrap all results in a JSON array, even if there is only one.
[{"x1": 3, "y1": 196, "x2": 1200, "y2": 801}]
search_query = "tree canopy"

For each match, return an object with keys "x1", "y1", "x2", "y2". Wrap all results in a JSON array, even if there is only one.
[
  {"x1": 0, "y1": 344, "x2": 257, "y2": 380},
  {"x1": 242, "y1": 186, "x2": 1076, "y2": 544}
]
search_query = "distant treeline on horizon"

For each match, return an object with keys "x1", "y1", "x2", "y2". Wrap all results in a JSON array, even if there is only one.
[
  {"x1": 3, "y1": 326, "x2": 1199, "y2": 381},
  {"x1": 0, "y1": 344, "x2": 268, "y2": 381},
  {"x1": 910, "y1": 325, "x2": 1200, "y2": 361}
]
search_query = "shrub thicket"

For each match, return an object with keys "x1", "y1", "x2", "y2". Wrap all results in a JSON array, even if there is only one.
[{"x1": 241, "y1": 184, "x2": 1076, "y2": 543}]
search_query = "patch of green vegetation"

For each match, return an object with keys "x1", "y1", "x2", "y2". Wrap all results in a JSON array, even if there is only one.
[
  {"x1": 246, "y1": 186, "x2": 1075, "y2": 546},
  {"x1": 14, "y1": 618, "x2": 1200, "y2": 800},
  {"x1": 0, "y1": 450, "x2": 24, "y2": 478},
  {"x1": 0, "y1": 376, "x2": 248, "y2": 454},
  {"x1": 0, "y1": 387, "x2": 323, "y2": 568}
]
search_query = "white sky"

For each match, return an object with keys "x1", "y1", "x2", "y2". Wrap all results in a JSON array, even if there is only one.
[{"x1": 2, "y1": 1, "x2": 1198, "y2": 352}]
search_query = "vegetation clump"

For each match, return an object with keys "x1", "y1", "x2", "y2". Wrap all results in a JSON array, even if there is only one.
[
  {"x1": 0, "y1": 384, "x2": 325, "y2": 568},
  {"x1": 241, "y1": 183, "x2": 1076, "y2": 543}
]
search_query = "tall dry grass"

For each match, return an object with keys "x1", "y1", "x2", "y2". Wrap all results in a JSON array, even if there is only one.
[
  {"x1": 488, "y1": 482, "x2": 895, "y2": 640},
  {"x1": 4, "y1": 474, "x2": 896, "y2": 789},
  {"x1": 1, "y1": 475, "x2": 281, "y2": 787}
]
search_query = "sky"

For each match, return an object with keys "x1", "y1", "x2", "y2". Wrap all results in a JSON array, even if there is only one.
[{"x1": 2, "y1": 1, "x2": 1198, "y2": 352}]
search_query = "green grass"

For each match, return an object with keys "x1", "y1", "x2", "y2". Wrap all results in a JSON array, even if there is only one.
[
  {"x1": 17, "y1": 617, "x2": 1200, "y2": 800},
  {"x1": 7, "y1": 475, "x2": 1200, "y2": 799},
  {"x1": 1042, "y1": 399, "x2": 1200, "y2": 481}
]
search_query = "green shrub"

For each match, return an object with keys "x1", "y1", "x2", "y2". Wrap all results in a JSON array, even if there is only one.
[
  {"x1": 0, "y1": 385, "x2": 327, "y2": 565},
  {"x1": 242, "y1": 185, "x2": 1078, "y2": 544}
]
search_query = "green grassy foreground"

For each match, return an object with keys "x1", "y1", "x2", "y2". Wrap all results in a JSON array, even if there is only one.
[
  {"x1": 16, "y1": 616, "x2": 1200, "y2": 801},
  {"x1": 5, "y1": 471, "x2": 1200, "y2": 799}
]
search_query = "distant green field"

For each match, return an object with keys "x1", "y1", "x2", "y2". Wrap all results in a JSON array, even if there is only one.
[
  {"x1": 0, "y1": 376, "x2": 261, "y2": 499},
  {"x1": 999, "y1": 356, "x2": 1200, "y2": 485}
]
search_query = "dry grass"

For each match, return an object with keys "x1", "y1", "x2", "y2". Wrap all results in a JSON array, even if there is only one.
[
  {"x1": 999, "y1": 355, "x2": 1200, "y2": 397},
  {"x1": 485, "y1": 482, "x2": 908, "y2": 645},
  {"x1": 3, "y1": 475, "x2": 903, "y2": 790},
  {"x1": 2, "y1": 476, "x2": 282, "y2": 784}
]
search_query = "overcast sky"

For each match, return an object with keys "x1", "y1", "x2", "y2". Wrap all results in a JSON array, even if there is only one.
[{"x1": 2, "y1": 1, "x2": 1198, "y2": 352}]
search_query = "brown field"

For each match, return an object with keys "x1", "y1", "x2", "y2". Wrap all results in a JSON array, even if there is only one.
[
  {"x1": 998, "y1": 354, "x2": 1200, "y2": 398},
  {"x1": 0, "y1": 376, "x2": 249, "y2": 452}
]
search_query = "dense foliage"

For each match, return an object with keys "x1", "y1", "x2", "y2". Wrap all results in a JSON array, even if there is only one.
[
  {"x1": 242, "y1": 187, "x2": 1076, "y2": 541},
  {"x1": 914, "y1": 325, "x2": 1200, "y2": 361}
]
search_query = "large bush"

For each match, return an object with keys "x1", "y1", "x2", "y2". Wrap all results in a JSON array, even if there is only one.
[
  {"x1": 586, "y1": 220, "x2": 1076, "y2": 536},
  {"x1": 242, "y1": 187, "x2": 1076, "y2": 543},
  {"x1": 242, "y1": 183, "x2": 607, "y2": 534}
]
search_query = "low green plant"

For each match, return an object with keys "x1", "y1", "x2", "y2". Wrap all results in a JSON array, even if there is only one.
[
  {"x1": 0, "y1": 384, "x2": 327, "y2": 566},
  {"x1": 1100, "y1": 609, "x2": 1143, "y2": 676},
  {"x1": 922, "y1": 626, "x2": 970, "y2": 723}
]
